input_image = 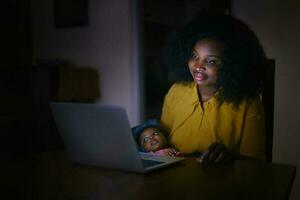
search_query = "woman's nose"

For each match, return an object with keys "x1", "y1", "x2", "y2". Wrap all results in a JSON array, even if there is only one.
[{"x1": 194, "y1": 60, "x2": 206, "y2": 70}]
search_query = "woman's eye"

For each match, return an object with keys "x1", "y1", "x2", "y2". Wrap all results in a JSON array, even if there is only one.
[
  {"x1": 189, "y1": 52, "x2": 198, "y2": 60},
  {"x1": 207, "y1": 59, "x2": 216, "y2": 64},
  {"x1": 206, "y1": 58, "x2": 220, "y2": 65}
]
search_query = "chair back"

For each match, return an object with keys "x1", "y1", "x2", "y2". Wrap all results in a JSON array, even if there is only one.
[{"x1": 262, "y1": 59, "x2": 275, "y2": 162}]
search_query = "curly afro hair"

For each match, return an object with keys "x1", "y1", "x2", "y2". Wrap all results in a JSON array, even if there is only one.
[{"x1": 164, "y1": 12, "x2": 267, "y2": 106}]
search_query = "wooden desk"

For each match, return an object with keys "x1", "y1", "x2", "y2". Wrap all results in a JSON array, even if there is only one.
[{"x1": 1, "y1": 151, "x2": 296, "y2": 200}]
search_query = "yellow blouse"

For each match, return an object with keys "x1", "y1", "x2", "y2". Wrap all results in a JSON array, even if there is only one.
[{"x1": 160, "y1": 82, "x2": 266, "y2": 160}]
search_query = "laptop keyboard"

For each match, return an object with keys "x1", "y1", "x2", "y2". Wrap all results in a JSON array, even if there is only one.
[{"x1": 141, "y1": 159, "x2": 163, "y2": 168}]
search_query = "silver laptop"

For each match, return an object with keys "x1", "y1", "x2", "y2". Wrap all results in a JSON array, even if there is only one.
[{"x1": 50, "y1": 102, "x2": 184, "y2": 173}]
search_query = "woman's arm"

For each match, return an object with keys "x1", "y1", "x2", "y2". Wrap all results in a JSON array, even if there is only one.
[
  {"x1": 197, "y1": 97, "x2": 266, "y2": 164},
  {"x1": 239, "y1": 96, "x2": 266, "y2": 161},
  {"x1": 160, "y1": 84, "x2": 179, "y2": 134}
]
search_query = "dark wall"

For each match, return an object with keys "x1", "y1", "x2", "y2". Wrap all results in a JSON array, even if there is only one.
[
  {"x1": 0, "y1": 1, "x2": 64, "y2": 164},
  {"x1": 2, "y1": 0, "x2": 32, "y2": 68}
]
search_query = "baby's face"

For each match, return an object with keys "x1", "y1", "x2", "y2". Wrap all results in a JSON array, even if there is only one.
[{"x1": 139, "y1": 127, "x2": 167, "y2": 152}]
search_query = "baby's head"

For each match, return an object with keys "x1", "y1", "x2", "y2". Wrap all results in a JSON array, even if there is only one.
[{"x1": 132, "y1": 119, "x2": 168, "y2": 152}]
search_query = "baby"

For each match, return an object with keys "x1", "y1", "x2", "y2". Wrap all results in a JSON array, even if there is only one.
[{"x1": 132, "y1": 119, "x2": 181, "y2": 156}]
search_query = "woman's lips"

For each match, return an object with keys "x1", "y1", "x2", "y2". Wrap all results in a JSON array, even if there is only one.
[{"x1": 194, "y1": 71, "x2": 208, "y2": 81}]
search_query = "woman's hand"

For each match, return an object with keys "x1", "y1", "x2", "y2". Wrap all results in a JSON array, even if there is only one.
[
  {"x1": 196, "y1": 142, "x2": 236, "y2": 164},
  {"x1": 153, "y1": 148, "x2": 181, "y2": 157}
]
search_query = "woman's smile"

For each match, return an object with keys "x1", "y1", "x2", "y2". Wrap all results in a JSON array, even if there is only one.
[{"x1": 193, "y1": 70, "x2": 208, "y2": 82}]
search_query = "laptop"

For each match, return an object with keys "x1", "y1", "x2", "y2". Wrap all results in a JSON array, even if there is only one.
[{"x1": 50, "y1": 102, "x2": 185, "y2": 173}]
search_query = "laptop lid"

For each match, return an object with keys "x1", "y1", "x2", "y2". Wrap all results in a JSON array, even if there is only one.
[
  {"x1": 50, "y1": 102, "x2": 146, "y2": 172},
  {"x1": 50, "y1": 102, "x2": 184, "y2": 173}
]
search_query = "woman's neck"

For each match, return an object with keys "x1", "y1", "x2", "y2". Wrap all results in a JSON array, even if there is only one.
[{"x1": 197, "y1": 86, "x2": 216, "y2": 102}]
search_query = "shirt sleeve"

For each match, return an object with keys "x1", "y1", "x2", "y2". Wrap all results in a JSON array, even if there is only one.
[
  {"x1": 239, "y1": 96, "x2": 266, "y2": 160},
  {"x1": 160, "y1": 84, "x2": 178, "y2": 135}
]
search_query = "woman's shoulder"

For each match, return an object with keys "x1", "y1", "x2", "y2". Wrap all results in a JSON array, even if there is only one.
[
  {"x1": 224, "y1": 95, "x2": 264, "y2": 116},
  {"x1": 219, "y1": 95, "x2": 263, "y2": 111},
  {"x1": 246, "y1": 95, "x2": 264, "y2": 114},
  {"x1": 164, "y1": 81, "x2": 195, "y2": 104},
  {"x1": 243, "y1": 95, "x2": 263, "y2": 108}
]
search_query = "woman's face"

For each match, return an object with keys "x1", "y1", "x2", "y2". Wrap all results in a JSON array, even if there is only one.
[
  {"x1": 188, "y1": 38, "x2": 223, "y2": 89},
  {"x1": 139, "y1": 127, "x2": 167, "y2": 152}
]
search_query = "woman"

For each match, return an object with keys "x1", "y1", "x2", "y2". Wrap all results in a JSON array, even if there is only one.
[{"x1": 161, "y1": 12, "x2": 267, "y2": 163}]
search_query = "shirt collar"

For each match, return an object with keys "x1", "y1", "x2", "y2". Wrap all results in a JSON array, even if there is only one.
[
  {"x1": 190, "y1": 82, "x2": 217, "y2": 106},
  {"x1": 190, "y1": 82, "x2": 200, "y2": 105}
]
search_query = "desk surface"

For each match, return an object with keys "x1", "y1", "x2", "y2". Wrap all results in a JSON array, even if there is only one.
[{"x1": 1, "y1": 151, "x2": 296, "y2": 200}]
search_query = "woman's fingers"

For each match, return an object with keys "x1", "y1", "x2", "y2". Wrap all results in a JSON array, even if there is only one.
[
  {"x1": 198, "y1": 143, "x2": 219, "y2": 163},
  {"x1": 215, "y1": 151, "x2": 226, "y2": 163},
  {"x1": 197, "y1": 151, "x2": 209, "y2": 163},
  {"x1": 208, "y1": 143, "x2": 226, "y2": 162},
  {"x1": 197, "y1": 142, "x2": 235, "y2": 164}
]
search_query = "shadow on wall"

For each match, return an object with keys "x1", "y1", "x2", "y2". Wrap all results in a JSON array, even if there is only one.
[{"x1": 53, "y1": 64, "x2": 101, "y2": 102}]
